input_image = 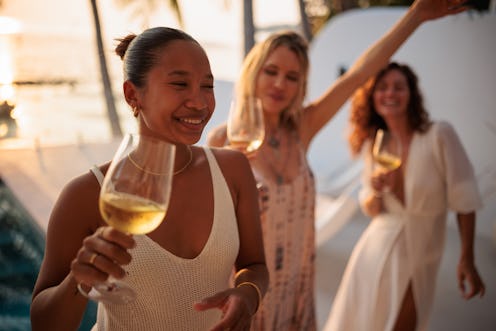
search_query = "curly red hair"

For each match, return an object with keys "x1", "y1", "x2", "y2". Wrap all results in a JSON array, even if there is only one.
[{"x1": 348, "y1": 62, "x2": 431, "y2": 156}]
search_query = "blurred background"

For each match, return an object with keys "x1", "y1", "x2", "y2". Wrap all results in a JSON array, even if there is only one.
[{"x1": 0, "y1": 1, "x2": 494, "y2": 330}]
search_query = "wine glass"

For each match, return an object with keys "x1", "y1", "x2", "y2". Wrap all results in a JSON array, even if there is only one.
[
  {"x1": 81, "y1": 133, "x2": 175, "y2": 304},
  {"x1": 372, "y1": 129, "x2": 402, "y2": 192},
  {"x1": 227, "y1": 96, "x2": 265, "y2": 154}
]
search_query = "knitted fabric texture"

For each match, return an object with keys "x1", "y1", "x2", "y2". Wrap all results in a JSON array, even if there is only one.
[{"x1": 90, "y1": 147, "x2": 240, "y2": 330}]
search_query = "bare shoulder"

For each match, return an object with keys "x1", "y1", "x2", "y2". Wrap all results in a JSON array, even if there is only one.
[
  {"x1": 59, "y1": 168, "x2": 103, "y2": 208},
  {"x1": 205, "y1": 147, "x2": 257, "y2": 210},
  {"x1": 33, "y1": 166, "x2": 107, "y2": 297},
  {"x1": 208, "y1": 146, "x2": 250, "y2": 168},
  {"x1": 206, "y1": 123, "x2": 228, "y2": 147},
  {"x1": 49, "y1": 165, "x2": 108, "y2": 234},
  {"x1": 207, "y1": 147, "x2": 254, "y2": 182}
]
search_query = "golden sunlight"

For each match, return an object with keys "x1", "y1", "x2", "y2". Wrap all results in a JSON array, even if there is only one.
[
  {"x1": 0, "y1": 16, "x2": 21, "y2": 102},
  {"x1": 0, "y1": 38, "x2": 14, "y2": 85},
  {"x1": 0, "y1": 16, "x2": 22, "y2": 35}
]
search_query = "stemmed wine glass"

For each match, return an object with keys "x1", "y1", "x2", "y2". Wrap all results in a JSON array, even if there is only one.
[
  {"x1": 80, "y1": 133, "x2": 175, "y2": 304},
  {"x1": 227, "y1": 96, "x2": 265, "y2": 154},
  {"x1": 372, "y1": 128, "x2": 402, "y2": 193}
]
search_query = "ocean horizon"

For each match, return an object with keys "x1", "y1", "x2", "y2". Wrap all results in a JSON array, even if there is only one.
[{"x1": 0, "y1": 29, "x2": 238, "y2": 150}]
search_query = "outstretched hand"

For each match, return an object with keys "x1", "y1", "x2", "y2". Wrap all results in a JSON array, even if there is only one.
[
  {"x1": 457, "y1": 259, "x2": 486, "y2": 300},
  {"x1": 194, "y1": 288, "x2": 254, "y2": 331},
  {"x1": 413, "y1": 0, "x2": 470, "y2": 22}
]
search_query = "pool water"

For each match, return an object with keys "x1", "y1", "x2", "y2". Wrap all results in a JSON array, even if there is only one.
[{"x1": 0, "y1": 179, "x2": 96, "y2": 330}]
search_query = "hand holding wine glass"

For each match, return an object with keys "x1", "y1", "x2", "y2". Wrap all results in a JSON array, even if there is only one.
[
  {"x1": 78, "y1": 133, "x2": 175, "y2": 304},
  {"x1": 227, "y1": 96, "x2": 265, "y2": 156},
  {"x1": 372, "y1": 129, "x2": 402, "y2": 194}
]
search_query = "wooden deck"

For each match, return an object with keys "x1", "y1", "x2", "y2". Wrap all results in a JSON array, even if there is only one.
[
  {"x1": 1, "y1": 141, "x2": 494, "y2": 330},
  {"x1": 0, "y1": 140, "x2": 119, "y2": 231}
]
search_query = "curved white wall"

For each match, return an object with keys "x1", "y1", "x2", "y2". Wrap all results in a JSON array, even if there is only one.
[{"x1": 307, "y1": 8, "x2": 496, "y2": 238}]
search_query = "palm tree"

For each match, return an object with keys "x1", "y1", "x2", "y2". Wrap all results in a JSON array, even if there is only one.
[
  {"x1": 88, "y1": 0, "x2": 183, "y2": 139},
  {"x1": 243, "y1": 0, "x2": 255, "y2": 55},
  {"x1": 333, "y1": 0, "x2": 359, "y2": 11},
  {"x1": 298, "y1": 0, "x2": 313, "y2": 41},
  {"x1": 242, "y1": 0, "x2": 312, "y2": 53},
  {"x1": 89, "y1": 0, "x2": 122, "y2": 138},
  {"x1": 114, "y1": 0, "x2": 183, "y2": 28}
]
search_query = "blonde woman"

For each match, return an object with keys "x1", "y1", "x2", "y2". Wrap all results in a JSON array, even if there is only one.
[{"x1": 208, "y1": 0, "x2": 470, "y2": 330}]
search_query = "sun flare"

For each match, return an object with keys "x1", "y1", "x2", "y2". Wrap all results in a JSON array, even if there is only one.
[{"x1": 0, "y1": 16, "x2": 22, "y2": 35}]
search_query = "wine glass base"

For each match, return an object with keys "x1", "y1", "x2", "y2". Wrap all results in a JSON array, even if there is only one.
[
  {"x1": 92, "y1": 282, "x2": 137, "y2": 305},
  {"x1": 79, "y1": 281, "x2": 137, "y2": 305}
]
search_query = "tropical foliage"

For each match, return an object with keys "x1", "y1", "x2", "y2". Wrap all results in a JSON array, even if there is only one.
[
  {"x1": 302, "y1": 0, "x2": 490, "y2": 37},
  {"x1": 113, "y1": 0, "x2": 183, "y2": 28},
  {"x1": 90, "y1": 0, "x2": 122, "y2": 137},
  {"x1": 89, "y1": 0, "x2": 182, "y2": 137},
  {"x1": 89, "y1": 0, "x2": 490, "y2": 136}
]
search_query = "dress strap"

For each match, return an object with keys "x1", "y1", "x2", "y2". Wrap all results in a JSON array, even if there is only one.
[
  {"x1": 202, "y1": 147, "x2": 221, "y2": 179},
  {"x1": 90, "y1": 165, "x2": 104, "y2": 187},
  {"x1": 202, "y1": 146, "x2": 235, "y2": 216}
]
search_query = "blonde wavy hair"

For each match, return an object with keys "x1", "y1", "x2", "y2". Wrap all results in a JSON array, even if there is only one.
[{"x1": 235, "y1": 30, "x2": 309, "y2": 130}]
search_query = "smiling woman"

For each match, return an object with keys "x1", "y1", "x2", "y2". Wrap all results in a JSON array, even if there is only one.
[{"x1": 29, "y1": 26, "x2": 268, "y2": 331}]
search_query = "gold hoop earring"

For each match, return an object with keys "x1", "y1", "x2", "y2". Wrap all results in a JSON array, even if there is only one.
[{"x1": 132, "y1": 106, "x2": 139, "y2": 117}]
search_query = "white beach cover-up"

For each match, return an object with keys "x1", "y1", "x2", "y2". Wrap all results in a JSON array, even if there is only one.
[{"x1": 323, "y1": 121, "x2": 482, "y2": 331}]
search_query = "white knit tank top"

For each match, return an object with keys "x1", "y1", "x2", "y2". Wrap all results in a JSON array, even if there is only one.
[{"x1": 90, "y1": 147, "x2": 240, "y2": 330}]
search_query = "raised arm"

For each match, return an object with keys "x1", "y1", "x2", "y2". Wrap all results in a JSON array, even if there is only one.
[
  {"x1": 206, "y1": 123, "x2": 228, "y2": 148},
  {"x1": 300, "y1": 0, "x2": 468, "y2": 146}
]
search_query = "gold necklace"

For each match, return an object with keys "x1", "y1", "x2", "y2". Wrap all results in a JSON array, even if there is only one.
[
  {"x1": 173, "y1": 146, "x2": 193, "y2": 175},
  {"x1": 127, "y1": 146, "x2": 193, "y2": 176}
]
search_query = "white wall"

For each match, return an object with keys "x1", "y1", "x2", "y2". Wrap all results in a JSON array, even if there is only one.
[{"x1": 307, "y1": 8, "x2": 496, "y2": 238}]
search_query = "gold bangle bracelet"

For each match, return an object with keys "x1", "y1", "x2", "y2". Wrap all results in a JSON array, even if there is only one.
[{"x1": 236, "y1": 281, "x2": 262, "y2": 314}]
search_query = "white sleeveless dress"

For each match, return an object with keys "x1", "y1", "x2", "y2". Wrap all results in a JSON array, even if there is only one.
[{"x1": 90, "y1": 147, "x2": 240, "y2": 331}]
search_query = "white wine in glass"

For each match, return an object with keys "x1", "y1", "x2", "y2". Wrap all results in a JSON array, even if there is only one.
[
  {"x1": 82, "y1": 133, "x2": 175, "y2": 304},
  {"x1": 372, "y1": 129, "x2": 402, "y2": 191},
  {"x1": 227, "y1": 97, "x2": 265, "y2": 153}
]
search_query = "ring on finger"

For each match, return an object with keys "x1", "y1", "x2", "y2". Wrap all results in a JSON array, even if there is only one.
[
  {"x1": 77, "y1": 283, "x2": 91, "y2": 297},
  {"x1": 89, "y1": 252, "x2": 99, "y2": 265}
]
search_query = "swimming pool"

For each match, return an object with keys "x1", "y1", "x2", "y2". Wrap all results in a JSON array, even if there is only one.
[{"x1": 0, "y1": 179, "x2": 96, "y2": 330}]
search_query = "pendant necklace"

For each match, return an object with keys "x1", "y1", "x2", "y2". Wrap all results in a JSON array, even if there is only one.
[
  {"x1": 268, "y1": 135, "x2": 280, "y2": 149},
  {"x1": 267, "y1": 129, "x2": 282, "y2": 160},
  {"x1": 267, "y1": 125, "x2": 283, "y2": 149},
  {"x1": 263, "y1": 132, "x2": 292, "y2": 185}
]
